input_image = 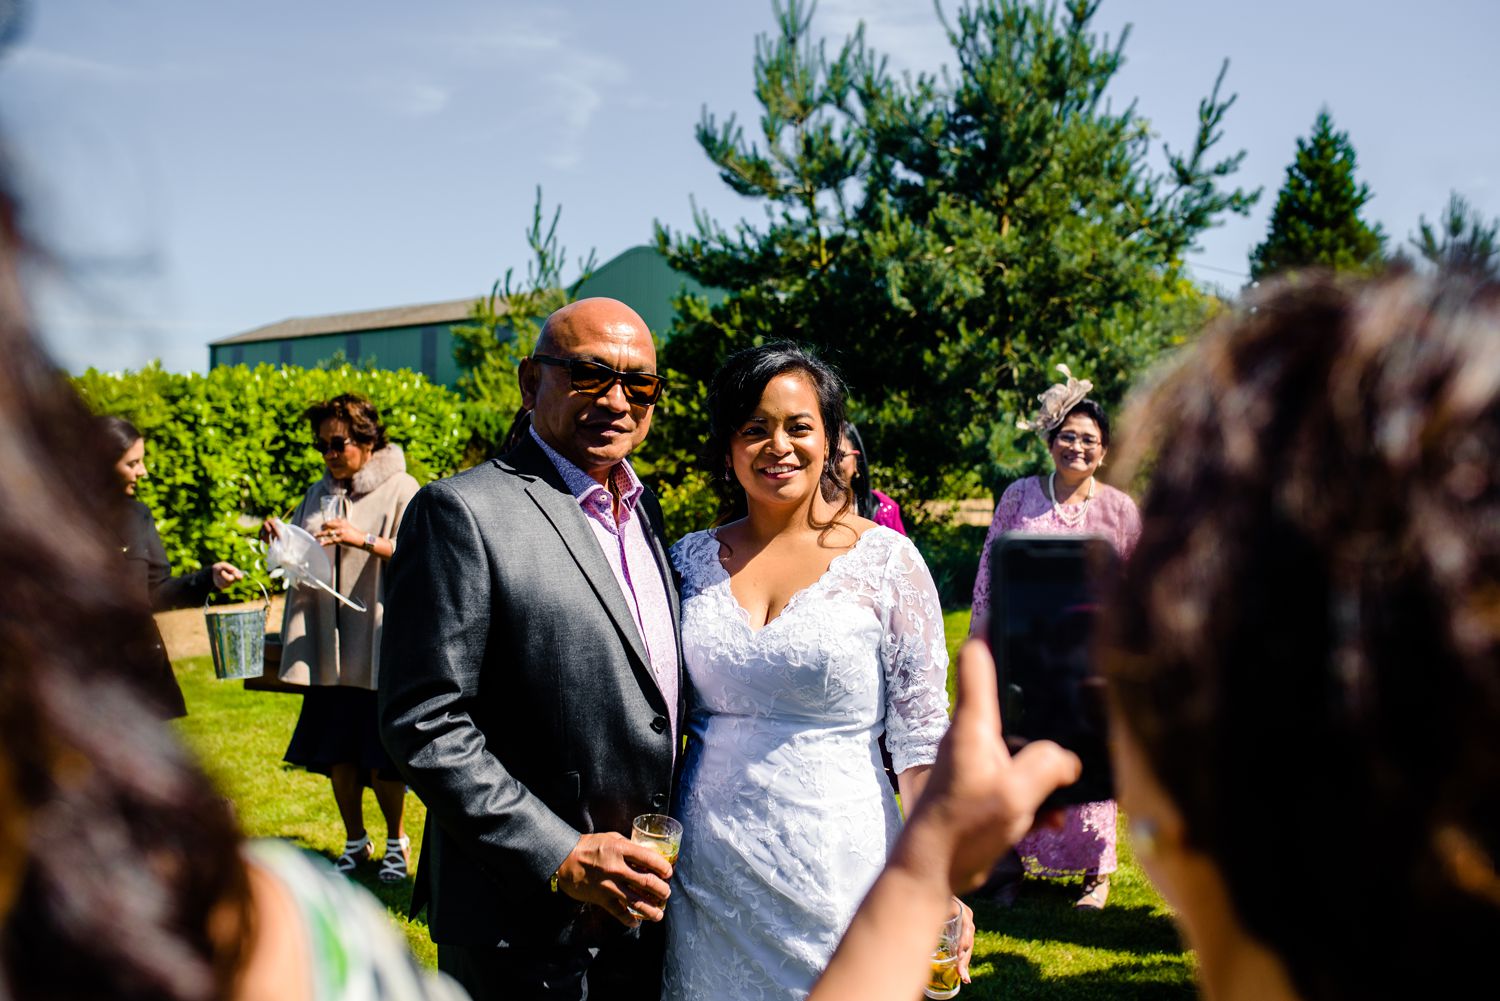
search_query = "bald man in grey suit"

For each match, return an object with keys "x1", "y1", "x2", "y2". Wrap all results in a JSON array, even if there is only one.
[{"x1": 380, "y1": 298, "x2": 683, "y2": 1000}]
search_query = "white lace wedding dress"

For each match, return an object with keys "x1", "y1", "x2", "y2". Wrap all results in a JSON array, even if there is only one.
[{"x1": 661, "y1": 526, "x2": 950, "y2": 1001}]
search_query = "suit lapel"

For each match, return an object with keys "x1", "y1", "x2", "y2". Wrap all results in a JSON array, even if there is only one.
[{"x1": 506, "y1": 438, "x2": 655, "y2": 679}]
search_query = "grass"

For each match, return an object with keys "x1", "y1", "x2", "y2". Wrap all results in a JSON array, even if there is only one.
[
  {"x1": 172, "y1": 656, "x2": 437, "y2": 968},
  {"x1": 171, "y1": 610, "x2": 1196, "y2": 997}
]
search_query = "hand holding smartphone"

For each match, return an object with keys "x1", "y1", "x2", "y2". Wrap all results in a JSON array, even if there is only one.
[{"x1": 986, "y1": 534, "x2": 1119, "y2": 809}]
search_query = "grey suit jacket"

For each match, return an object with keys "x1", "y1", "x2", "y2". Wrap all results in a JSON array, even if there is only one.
[{"x1": 379, "y1": 434, "x2": 683, "y2": 949}]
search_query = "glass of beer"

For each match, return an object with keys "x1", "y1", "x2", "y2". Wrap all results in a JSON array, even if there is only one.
[
  {"x1": 924, "y1": 896, "x2": 963, "y2": 999},
  {"x1": 627, "y1": 814, "x2": 682, "y2": 918}
]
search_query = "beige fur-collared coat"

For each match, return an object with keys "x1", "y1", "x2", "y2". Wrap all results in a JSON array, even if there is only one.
[{"x1": 278, "y1": 443, "x2": 419, "y2": 689}]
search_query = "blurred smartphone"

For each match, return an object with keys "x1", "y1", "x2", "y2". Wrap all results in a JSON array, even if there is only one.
[{"x1": 986, "y1": 534, "x2": 1119, "y2": 808}]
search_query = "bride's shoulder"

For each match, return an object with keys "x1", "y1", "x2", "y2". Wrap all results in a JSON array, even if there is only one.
[
  {"x1": 835, "y1": 518, "x2": 910, "y2": 564},
  {"x1": 669, "y1": 527, "x2": 721, "y2": 570}
]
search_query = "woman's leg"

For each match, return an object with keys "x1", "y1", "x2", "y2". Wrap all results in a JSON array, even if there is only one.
[
  {"x1": 330, "y1": 763, "x2": 367, "y2": 841},
  {"x1": 373, "y1": 773, "x2": 410, "y2": 881},
  {"x1": 372, "y1": 773, "x2": 407, "y2": 841}
]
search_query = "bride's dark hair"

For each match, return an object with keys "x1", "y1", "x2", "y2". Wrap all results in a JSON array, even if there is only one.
[{"x1": 703, "y1": 341, "x2": 852, "y2": 531}]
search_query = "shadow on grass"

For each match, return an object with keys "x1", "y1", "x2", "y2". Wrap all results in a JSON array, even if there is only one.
[
  {"x1": 976, "y1": 951, "x2": 1197, "y2": 1000},
  {"x1": 968, "y1": 883, "x2": 1186, "y2": 956}
]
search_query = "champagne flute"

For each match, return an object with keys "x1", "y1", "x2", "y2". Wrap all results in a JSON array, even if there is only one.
[{"x1": 319, "y1": 490, "x2": 345, "y2": 544}]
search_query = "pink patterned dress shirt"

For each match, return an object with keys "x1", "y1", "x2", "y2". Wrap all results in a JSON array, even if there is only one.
[{"x1": 530, "y1": 429, "x2": 679, "y2": 740}]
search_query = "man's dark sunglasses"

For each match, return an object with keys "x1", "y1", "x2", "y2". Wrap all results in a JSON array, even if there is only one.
[
  {"x1": 532, "y1": 354, "x2": 665, "y2": 406},
  {"x1": 312, "y1": 436, "x2": 352, "y2": 454}
]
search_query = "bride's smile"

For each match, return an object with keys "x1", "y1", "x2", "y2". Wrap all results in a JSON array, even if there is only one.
[{"x1": 729, "y1": 371, "x2": 828, "y2": 506}]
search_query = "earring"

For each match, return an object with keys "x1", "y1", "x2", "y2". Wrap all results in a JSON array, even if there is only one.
[{"x1": 723, "y1": 468, "x2": 732, "y2": 485}]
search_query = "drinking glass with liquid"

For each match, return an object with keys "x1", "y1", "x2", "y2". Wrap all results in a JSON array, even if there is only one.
[
  {"x1": 627, "y1": 813, "x2": 682, "y2": 919},
  {"x1": 924, "y1": 896, "x2": 963, "y2": 999}
]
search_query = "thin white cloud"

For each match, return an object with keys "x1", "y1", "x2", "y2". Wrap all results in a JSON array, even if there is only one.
[
  {"x1": 362, "y1": 78, "x2": 453, "y2": 118},
  {"x1": 413, "y1": 4, "x2": 634, "y2": 169},
  {"x1": 536, "y1": 48, "x2": 628, "y2": 170},
  {"x1": 816, "y1": 0, "x2": 952, "y2": 75},
  {"x1": 7, "y1": 45, "x2": 139, "y2": 82},
  {"x1": 458, "y1": 27, "x2": 563, "y2": 55}
]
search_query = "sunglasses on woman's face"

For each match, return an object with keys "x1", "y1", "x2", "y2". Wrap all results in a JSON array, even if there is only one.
[
  {"x1": 531, "y1": 354, "x2": 665, "y2": 407},
  {"x1": 312, "y1": 436, "x2": 352, "y2": 455}
]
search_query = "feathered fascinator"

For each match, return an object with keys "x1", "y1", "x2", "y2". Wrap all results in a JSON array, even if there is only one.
[{"x1": 1016, "y1": 364, "x2": 1093, "y2": 436}]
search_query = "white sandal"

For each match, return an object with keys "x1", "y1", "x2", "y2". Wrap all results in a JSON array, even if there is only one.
[
  {"x1": 379, "y1": 835, "x2": 411, "y2": 883},
  {"x1": 335, "y1": 833, "x2": 373, "y2": 874},
  {"x1": 1075, "y1": 874, "x2": 1110, "y2": 910}
]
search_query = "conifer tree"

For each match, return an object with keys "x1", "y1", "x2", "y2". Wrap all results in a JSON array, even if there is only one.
[
  {"x1": 1409, "y1": 191, "x2": 1499, "y2": 278},
  {"x1": 651, "y1": 0, "x2": 1257, "y2": 509},
  {"x1": 1249, "y1": 110, "x2": 1385, "y2": 279},
  {"x1": 452, "y1": 189, "x2": 596, "y2": 458}
]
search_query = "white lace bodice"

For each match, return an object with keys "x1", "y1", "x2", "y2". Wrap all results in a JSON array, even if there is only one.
[
  {"x1": 662, "y1": 526, "x2": 950, "y2": 1000},
  {"x1": 671, "y1": 526, "x2": 949, "y2": 773}
]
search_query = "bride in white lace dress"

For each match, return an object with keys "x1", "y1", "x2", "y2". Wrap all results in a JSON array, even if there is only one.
[{"x1": 661, "y1": 343, "x2": 959, "y2": 1000}]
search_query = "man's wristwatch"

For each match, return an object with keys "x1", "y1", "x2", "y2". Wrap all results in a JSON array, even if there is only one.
[{"x1": 363, "y1": 532, "x2": 377, "y2": 552}]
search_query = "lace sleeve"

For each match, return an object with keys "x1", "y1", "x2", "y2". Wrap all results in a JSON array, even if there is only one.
[
  {"x1": 878, "y1": 535, "x2": 951, "y2": 774},
  {"x1": 970, "y1": 480, "x2": 1027, "y2": 633},
  {"x1": 669, "y1": 530, "x2": 716, "y2": 596}
]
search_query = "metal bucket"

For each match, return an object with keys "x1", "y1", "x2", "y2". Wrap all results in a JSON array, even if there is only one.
[{"x1": 204, "y1": 582, "x2": 271, "y2": 681}]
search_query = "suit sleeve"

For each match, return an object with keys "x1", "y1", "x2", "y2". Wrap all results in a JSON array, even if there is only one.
[{"x1": 377, "y1": 479, "x2": 581, "y2": 889}]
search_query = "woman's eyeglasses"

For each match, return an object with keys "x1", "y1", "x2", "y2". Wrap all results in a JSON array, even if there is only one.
[
  {"x1": 1055, "y1": 432, "x2": 1101, "y2": 449},
  {"x1": 312, "y1": 436, "x2": 352, "y2": 455},
  {"x1": 531, "y1": 354, "x2": 665, "y2": 407}
]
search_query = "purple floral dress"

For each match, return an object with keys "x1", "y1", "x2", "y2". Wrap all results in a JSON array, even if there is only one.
[{"x1": 971, "y1": 475, "x2": 1141, "y2": 877}]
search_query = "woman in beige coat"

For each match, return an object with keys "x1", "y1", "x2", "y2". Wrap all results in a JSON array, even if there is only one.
[{"x1": 270, "y1": 393, "x2": 419, "y2": 882}]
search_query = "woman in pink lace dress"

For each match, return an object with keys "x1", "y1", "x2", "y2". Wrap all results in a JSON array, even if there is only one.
[{"x1": 970, "y1": 367, "x2": 1139, "y2": 908}]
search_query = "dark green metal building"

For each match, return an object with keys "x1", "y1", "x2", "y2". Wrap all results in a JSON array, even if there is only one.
[{"x1": 208, "y1": 246, "x2": 715, "y2": 387}]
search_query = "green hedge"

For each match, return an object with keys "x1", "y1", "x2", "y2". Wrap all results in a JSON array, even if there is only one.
[{"x1": 75, "y1": 363, "x2": 470, "y2": 602}]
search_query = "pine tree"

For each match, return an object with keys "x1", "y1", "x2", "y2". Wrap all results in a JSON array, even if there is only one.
[
  {"x1": 1409, "y1": 191, "x2": 1499, "y2": 278},
  {"x1": 452, "y1": 189, "x2": 596, "y2": 458},
  {"x1": 649, "y1": 0, "x2": 1256, "y2": 509},
  {"x1": 1249, "y1": 110, "x2": 1385, "y2": 279}
]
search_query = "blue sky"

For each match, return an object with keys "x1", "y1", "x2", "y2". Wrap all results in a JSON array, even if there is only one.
[{"x1": 5, "y1": 0, "x2": 1496, "y2": 374}]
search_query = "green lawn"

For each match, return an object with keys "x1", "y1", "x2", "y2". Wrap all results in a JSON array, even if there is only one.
[
  {"x1": 171, "y1": 610, "x2": 1195, "y2": 997},
  {"x1": 173, "y1": 656, "x2": 438, "y2": 968}
]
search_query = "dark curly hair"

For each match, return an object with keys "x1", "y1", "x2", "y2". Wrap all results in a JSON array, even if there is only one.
[
  {"x1": 0, "y1": 152, "x2": 250, "y2": 999},
  {"x1": 1106, "y1": 270, "x2": 1500, "y2": 1001},
  {"x1": 303, "y1": 392, "x2": 386, "y2": 450},
  {"x1": 703, "y1": 341, "x2": 851, "y2": 528}
]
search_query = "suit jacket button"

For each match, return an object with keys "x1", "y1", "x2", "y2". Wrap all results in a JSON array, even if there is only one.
[
  {"x1": 650, "y1": 716, "x2": 668, "y2": 734},
  {"x1": 652, "y1": 793, "x2": 667, "y2": 810}
]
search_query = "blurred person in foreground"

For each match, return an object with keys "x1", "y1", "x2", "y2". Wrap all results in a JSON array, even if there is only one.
[
  {"x1": 970, "y1": 368, "x2": 1139, "y2": 908},
  {"x1": 0, "y1": 147, "x2": 464, "y2": 1000},
  {"x1": 265, "y1": 394, "x2": 418, "y2": 882},
  {"x1": 102, "y1": 414, "x2": 245, "y2": 718},
  {"x1": 807, "y1": 270, "x2": 1500, "y2": 1001}
]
